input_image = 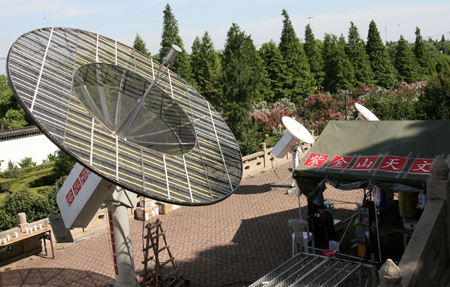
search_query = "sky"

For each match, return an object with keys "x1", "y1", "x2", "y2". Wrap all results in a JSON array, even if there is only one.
[{"x1": 1, "y1": 0, "x2": 449, "y2": 75}]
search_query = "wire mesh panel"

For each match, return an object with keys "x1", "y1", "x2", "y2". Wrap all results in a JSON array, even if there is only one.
[
  {"x1": 7, "y1": 27, "x2": 243, "y2": 205},
  {"x1": 249, "y1": 253, "x2": 361, "y2": 287}
]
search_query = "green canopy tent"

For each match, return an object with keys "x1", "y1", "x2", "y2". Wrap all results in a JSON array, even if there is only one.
[{"x1": 293, "y1": 120, "x2": 449, "y2": 201}]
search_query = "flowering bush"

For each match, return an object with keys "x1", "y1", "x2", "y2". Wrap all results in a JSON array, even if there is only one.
[
  {"x1": 250, "y1": 98, "x2": 296, "y2": 139},
  {"x1": 357, "y1": 82, "x2": 427, "y2": 120},
  {"x1": 299, "y1": 93, "x2": 357, "y2": 134}
]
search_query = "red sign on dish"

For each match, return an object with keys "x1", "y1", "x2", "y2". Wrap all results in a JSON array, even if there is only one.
[
  {"x1": 351, "y1": 156, "x2": 378, "y2": 170},
  {"x1": 303, "y1": 153, "x2": 329, "y2": 167},
  {"x1": 72, "y1": 178, "x2": 82, "y2": 196},
  {"x1": 79, "y1": 168, "x2": 91, "y2": 185},
  {"x1": 408, "y1": 159, "x2": 433, "y2": 174},
  {"x1": 327, "y1": 156, "x2": 353, "y2": 169},
  {"x1": 378, "y1": 156, "x2": 408, "y2": 173},
  {"x1": 66, "y1": 189, "x2": 75, "y2": 207}
]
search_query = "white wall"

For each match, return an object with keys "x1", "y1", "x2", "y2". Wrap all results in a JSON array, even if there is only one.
[{"x1": 0, "y1": 135, "x2": 58, "y2": 170}]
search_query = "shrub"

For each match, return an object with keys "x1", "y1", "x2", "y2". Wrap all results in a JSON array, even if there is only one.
[
  {"x1": 18, "y1": 157, "x2": 36, "y2": 169},
  {"x1": 299, "y1": 93, "x2": 357, "y2": 134},
  {"x1": 1, "y1": 160, "x2": 20, "y2": 179},
  {"x1": 250, "y1": 98, "x2": 296, "y2": 139}
]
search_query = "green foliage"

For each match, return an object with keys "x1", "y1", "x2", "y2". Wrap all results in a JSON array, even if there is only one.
[
  {"x1": 259, "y1": 40, "x2": 286, "y2": 102},
  {"x1": 356, "y1": 82, "x2": 425, "y2": 120},
  {"x1": 250, "y1": 98, "x2": 296, "y2": 138},
  {"x1": 304, "y1": 24, "x2": 325, "y2": 89},
  {"x1": 0, "y1": 176, "x2": 64, "y2": 232},
  {"x1": 172, "y1": 35, "x2": 196, "y2": 87},
  {"x1": 394, "y1": 35, "x2": 420, "y2": 83},
  {"x1": 1, "y1": 160, "x2": 20, "y2": 179},
  {"x1": 299, "y1": 93, "x2": 357, "y2": 134},
  {"x1": 190, "y1": 32, "x2": 222, "y2": 107},
  {"x1": 366, "y1": 20, "x2": 397, "y2": 89},
  {"x1": 416, "y1": 74, "x2": 450, "y2": 119},
  {"x1": 219, "y1": 23, "x2": 268, "y2": 155},
  {"x1": 278, "y1": 9, "x2": 315, "y2": 102},
  {"x1": 346, "y1": 22, "x2": 375, "y2": 87},
  {"x1": 159, "y1": 4, "x2": 179, "y2": 61},
  {"x1": 18, "y1": 157, "x2": 36, "y2": 169},
  {"x1": 414, "y1": 27, "x2": 435, "y2": 77},
  {"x1": 133, "y1": 33, "x2": 151, "y2": 56},
  {"x1": 219, "y1": 23, "x2": 267, "y2": 110},
  {"x1": 0, "y1": 75, "x2": 30, "y2": 130},
  {"x1": 323, "y1": 34, "x2": 355, "y2": 93},
  {"x1": 51, "y1": 150, "x2": 76, "y2": 180},
  {"x1": 47, "y1": 152, "x2": 57, "y2": 163},
  {"x1": 226, "y1": 106, "x2": 264, "y2": 156}
]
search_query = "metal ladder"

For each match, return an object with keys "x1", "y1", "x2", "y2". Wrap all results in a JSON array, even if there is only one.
[{"x1": 141, "y1": 219, "x2": 186, "y2": 287}]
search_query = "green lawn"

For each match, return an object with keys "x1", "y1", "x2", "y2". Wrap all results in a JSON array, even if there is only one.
[{"x1": 0, "y1": 162, "x2": 55, "y2": 194}]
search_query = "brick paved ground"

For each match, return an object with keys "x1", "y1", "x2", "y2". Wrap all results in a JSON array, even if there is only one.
[{"x1": 0, "y1": 163, "x2": 379, "y2": 286}]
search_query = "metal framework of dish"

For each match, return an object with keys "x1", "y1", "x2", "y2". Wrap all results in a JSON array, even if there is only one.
[{"x1": 6, "y1": 27, "x2": 243, "y2": 205}]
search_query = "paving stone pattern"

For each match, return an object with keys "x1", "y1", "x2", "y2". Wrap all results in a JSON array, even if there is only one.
[{"x1": 0, "y1": 163, "x2": 377, "y2": 286}]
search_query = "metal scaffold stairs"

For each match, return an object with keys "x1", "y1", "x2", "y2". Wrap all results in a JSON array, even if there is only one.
[{"x1": 141, "y1": 219, "x2": 187, "y2": 287}]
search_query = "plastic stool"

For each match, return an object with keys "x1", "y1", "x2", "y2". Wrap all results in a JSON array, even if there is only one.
[
  {"x1": 322, "y1": 249, "x2": 338, "y2": 258},
  {"x1": 324, "y1": 201, "x2": 334, "y2": 214}
]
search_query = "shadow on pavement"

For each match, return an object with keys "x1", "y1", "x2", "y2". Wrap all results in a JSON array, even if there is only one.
[{"x1": 0, "y1": 268, "x2": 115, "y2": 287}]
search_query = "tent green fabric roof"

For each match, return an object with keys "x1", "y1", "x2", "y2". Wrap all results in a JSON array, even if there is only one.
[{"x1": 293, "y1": 120, "x2": 448, "y2": 201}]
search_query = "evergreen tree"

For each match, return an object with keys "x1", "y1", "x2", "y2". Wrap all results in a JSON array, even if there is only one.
[
  {"x1": 304, "y1": 24, "x2": 325, "y2": 89},
  {"x1": 414, "y1": 27, "x2": 435, "y2": 77},
  {"x1": 159, "y1": 4, "x2": 178, "y2": 61},
  {"x1": 278, "y1": 9, "x2": 315, "y2": 102},
  {"x1": 158, "y1": 4, "x2": 195, "y2": 86},
  {"x1": 395, "y1": 35, "x2": 420, "y2": 83},
  {"x1": 366, "y1": 20, "x2": 397, "y2": 89},
  {"x1": 346, "y1": 22, "x2": 375, "y2": 87},
  {"x1": 190, "y1": 31, "x2": 222, "y2": 106},
  {"x1": 173, "y1": 35, "x2": 196, "y2": 87},
  {"x1": 133, "y1": 33, "x2": 150, "y2": 56},
  {"x1": 0, "y1": 75, "x2": 29, "y2": 130},
  {"x1": 322, "y1": 34, "x2": 355, "y2": 93},
  {"x1": 219, "y1": 23, "x2": 266, "y2": 155},
  {"x1": 259, "y1": 40, "x2": 286, "y2": 102},
  {"x1": 441, "y1": 35, "x2": 446, "y2": 42}
]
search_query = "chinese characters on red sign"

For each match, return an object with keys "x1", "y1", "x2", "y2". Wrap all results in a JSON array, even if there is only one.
[
  {"x1": 303, "y1": 153, "x2": 434, "y2": 175},
  {"x1": 66, "y1": 167, "x2": 92, "y2": 207},
  {"x1": 351, "y1": 156, "x2": 379, "y2": 170},
  {"x1": 303, "y1": 153, "x2": 329, "y2": 167},
  {"x1": 327, "y1": 156, "x2": 354, "y2": 169},
  {"x1": 408, "y1": 159, "x2": 433, "y2": 174},
  {"x1": 378, "y1": 156, "x2": 408, "y2": 173}
]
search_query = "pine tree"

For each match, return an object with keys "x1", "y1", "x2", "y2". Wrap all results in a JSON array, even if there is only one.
[
  {"x1": 219, "y1": 23, "x2": 266, "y2": 155},
  {"x1": 159, "y1": 4, "x2": 178, "y2": 61},
  {"x1": 259, "y1": 40, "x2": 286, "y2": 102},
  {"x1": 322, "y1": 34, "x2": 355, "y2": 93},
  {"x1": 133, "y1": 33, "x2": 150, "y2": 56},
  {"x1": 346, "y1": 22, "x2": 375, "y2": 87},
  {"x1": 366, "y1": 20, "x2": 397, "y2": 89},
  {"x1": 414, "y1": 27, "x2": 435, "y2": 77},
  {"x1": 395, "y1": 35, "x2": 420, "y2": 83},
  {"x1": 441, "y1": 35, "x2": 446, "y2": 42},
  {"x1": 304, "y1": 24, "x2": 325, "y2": 89},
  {"x1": 190, "y1": 31, "x2": 222, "y2": 106},
  {"x1": 278, "y1": 9, "x2": 315, "y2": 102},
  {"x1": 158, "y1": 4, "x2": 195, "y2": 86}
]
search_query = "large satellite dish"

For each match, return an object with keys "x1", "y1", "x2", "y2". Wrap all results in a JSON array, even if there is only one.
[
  {"x1": 6, "y1": 27, "x2": 243, "y2": 206},
  {"x1": 355, "y1": 103, "x2": 379, "y2": 121},
  {"x1": 272, "y1": 116, "x2": 314, "y2": 158}
]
